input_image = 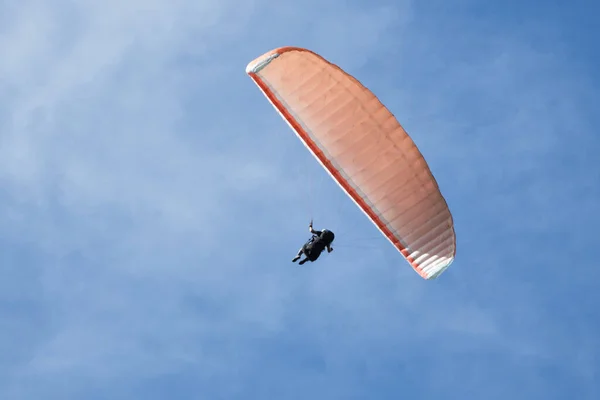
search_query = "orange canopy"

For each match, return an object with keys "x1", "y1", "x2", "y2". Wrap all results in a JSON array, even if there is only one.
[{"x1": 246, "y1": 47, "x2": 456, "y2": 279}]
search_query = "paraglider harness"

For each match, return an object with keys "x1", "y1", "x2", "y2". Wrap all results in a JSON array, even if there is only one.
[{"x1": 302, "y1": 220, "x2": 335, "y2": 261}]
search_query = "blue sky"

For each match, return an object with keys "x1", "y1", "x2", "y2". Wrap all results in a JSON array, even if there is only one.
[{"x1": 1, "y1": 0, "x2": 599, "y2": 399}]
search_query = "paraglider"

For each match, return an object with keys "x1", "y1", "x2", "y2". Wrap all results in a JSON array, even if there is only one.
[
  {"x1": 246, "y1": 47, "x2": 456, "y2": 280},
  {"x1": 292, "y1": 221, "x2": 335, "y2": 265}
]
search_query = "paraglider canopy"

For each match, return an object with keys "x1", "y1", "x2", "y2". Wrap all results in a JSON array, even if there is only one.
[{"x1": 246, "y1": 47, "x2": 456, "y2": 280}]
